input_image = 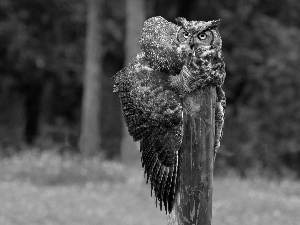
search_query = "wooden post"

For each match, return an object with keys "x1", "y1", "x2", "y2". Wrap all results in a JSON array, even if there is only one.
[{"x1": 168, "y1": 86, "x2": 216, "y2": 225}]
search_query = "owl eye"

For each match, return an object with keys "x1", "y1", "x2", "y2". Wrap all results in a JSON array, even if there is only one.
[
  {"x1": 177, "y1": 28, "x2": 190, "y2": 42},
  {"x1": 198, "y1": 33, "x2": 207, "y2": 40},
  {"x1": 183, "y1": 32, "x2": 189, "y2": 38}
]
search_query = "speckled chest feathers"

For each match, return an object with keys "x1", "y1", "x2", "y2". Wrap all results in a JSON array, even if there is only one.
[{"x1": 113, "y1": 16, "x2": 226, "y2": 214}]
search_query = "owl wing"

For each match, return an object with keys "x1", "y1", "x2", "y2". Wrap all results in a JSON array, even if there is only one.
[{"x1": 113, "y1": 53, "x2": 182, "y2": 213}]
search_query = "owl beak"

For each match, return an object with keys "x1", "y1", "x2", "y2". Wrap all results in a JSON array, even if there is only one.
[
  {"x1": 189, "y1": 38, "x2": 195, "y2": 50},
  {"x1": 189, "y1": 37, "x2": 198, "y2": 50}
]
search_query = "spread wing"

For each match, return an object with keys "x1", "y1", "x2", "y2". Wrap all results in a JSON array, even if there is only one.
[{"x1": 113, "y1": 53, "x2": 183, "y2": 213}]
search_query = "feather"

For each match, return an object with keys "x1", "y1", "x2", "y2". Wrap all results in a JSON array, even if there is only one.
[{"x1": 113, "y1": 53, "x2": 182, "y2": 213}]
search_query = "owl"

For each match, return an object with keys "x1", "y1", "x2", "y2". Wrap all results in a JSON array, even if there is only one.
[{"x1": 113, "y1": 16, "x2": 226, "y2": 213}]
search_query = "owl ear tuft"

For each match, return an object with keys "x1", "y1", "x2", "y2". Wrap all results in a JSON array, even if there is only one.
[
  {"x1": 210, "y1": 19, "x2": 221, "y2": 29},
  {"x1": 175, "y1": 17, "x2": 188, "y2": 28}
]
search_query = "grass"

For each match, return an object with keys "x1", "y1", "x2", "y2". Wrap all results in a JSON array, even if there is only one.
[
  {"x1": 0, "y1": 151, "x2": 299, "y2": 225},
  {"x1": 0, "y1": 151, "x2": 125, "y2": 186}
]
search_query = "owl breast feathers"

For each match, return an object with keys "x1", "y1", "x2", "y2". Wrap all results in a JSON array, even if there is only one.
[{"x1": 113, "y1": 16, "x2": 226, "y2": 213}]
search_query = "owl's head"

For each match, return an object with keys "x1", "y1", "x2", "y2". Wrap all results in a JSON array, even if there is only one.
[
  {"x1": 175, "y1": 17, "x2": 222, "y2": 58},
  {"x1": 139, "y1": 16, "x2": 223, "y2": 73}
]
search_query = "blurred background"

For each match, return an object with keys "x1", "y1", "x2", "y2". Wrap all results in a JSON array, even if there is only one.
[{"x1": 0, "y1": 0, "x2": 300, "y2": 224}]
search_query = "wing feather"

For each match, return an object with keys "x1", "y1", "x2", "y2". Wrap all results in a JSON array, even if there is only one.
[{"x1": 113, "y1": 53, "x2": 182, "y2": 213}]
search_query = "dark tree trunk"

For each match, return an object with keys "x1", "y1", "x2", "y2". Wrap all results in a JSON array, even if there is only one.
[
  {"x1": 24, "y1": 81, "x2": 42, "y2": 144},
  {"x1": 101, "y1": 52, "x2": 123, "y2": 159}
]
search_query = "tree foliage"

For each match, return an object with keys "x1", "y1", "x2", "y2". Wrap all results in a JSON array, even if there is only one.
[
  {"x1": 0, "y1": 0, "x2": 299, "y2": 176},
  {"x1": 216, "y1": 0, "x2": 300, "y2": 176}
]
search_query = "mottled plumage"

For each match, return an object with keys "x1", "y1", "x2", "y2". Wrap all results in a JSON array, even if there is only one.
[{"x1": 113, "y1": 16, "x2": 226, "y2": 213}]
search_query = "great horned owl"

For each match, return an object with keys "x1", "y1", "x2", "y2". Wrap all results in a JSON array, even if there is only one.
[{"x1": 113, "y1": 16, "x2": 226, "y2": 213}]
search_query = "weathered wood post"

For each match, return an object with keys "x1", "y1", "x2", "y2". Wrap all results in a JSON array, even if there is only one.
[{"x1": 168, "y1": 87, "x2": 216, "y2": 225}]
